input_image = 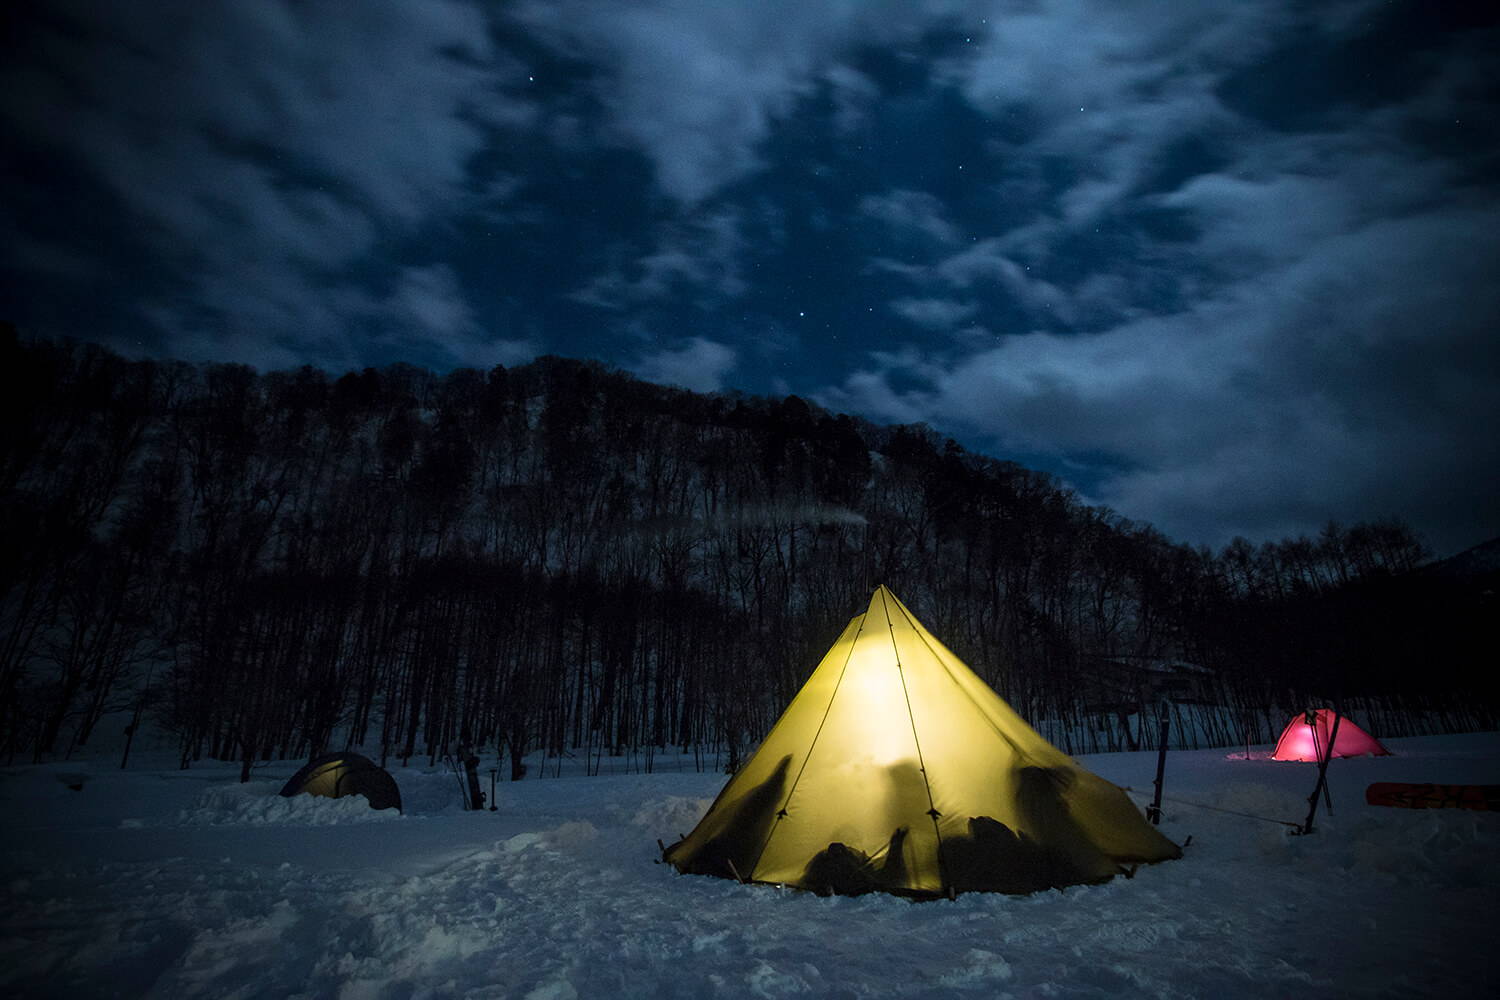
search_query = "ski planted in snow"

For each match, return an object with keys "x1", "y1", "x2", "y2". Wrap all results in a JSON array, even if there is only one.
[{"x1": 459, "y1": 745, "x2": 486, "y2": 811}]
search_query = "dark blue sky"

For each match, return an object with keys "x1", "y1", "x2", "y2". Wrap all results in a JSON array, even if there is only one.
[{"x1": 3, "y1": 1, "x2": 1497, "y2": 555}]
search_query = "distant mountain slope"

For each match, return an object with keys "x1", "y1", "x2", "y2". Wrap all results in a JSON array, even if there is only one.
[
  {"x1": 1421, "y1": 536, "x2": 1500, "y2": 581},
  {"x1": 2, "y1": 330, "x2": 1490, "y2": 769}
]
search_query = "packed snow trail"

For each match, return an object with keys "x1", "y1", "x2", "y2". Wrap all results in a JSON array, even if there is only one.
[{"x1": 2, "y1": 734, "x2": 1497, "y2": 998}]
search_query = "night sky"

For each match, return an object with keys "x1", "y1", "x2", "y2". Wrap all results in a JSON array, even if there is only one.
[{"x1": 3, "y1": 1, "x2": 1497, "y2": 555}]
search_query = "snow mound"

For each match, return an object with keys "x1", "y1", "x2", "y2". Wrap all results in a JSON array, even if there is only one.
[
  {"x1": 541, "y1": 820, "x2": 600, "y2": 851},
  {"x1": 142, "y1": 780, "x2": 404, "y2": 827},
  {"x1": 628, "y1": 795, "x2": 711, "y2": 838},
  {"x1": 937, "y1": 948, "x2": 1014, "y2": 987},
  {"x1": 1342, "y1": 813, "x2": 1500, "y2": 887}
]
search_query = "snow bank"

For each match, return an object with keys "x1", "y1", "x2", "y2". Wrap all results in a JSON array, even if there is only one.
[
  {"x1": 151, "y1": 780, "x2": 405, "y2": 827},
  {"x1": 1, "y1": 734, "x2": 1496, "y2": 999}
]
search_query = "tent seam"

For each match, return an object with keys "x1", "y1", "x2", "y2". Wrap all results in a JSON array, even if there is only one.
[
  {"x1": 747, "y1": 613, "x2": 866, "y2": 879},
  {"x1": 880, "y1": 587, "x2": 950, "y2": 896}
]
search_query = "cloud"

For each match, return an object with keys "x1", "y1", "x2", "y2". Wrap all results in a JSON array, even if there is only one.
[
  {"x1": 890, "y1": 297, "x2": 978, "y2": 330},
  {"x1": 0, "y1": 0, "x2": 530, "y2": 370},
  {"x1": 631, "y1": 337, "x2": 739, "y2": 393},
  {"x1": 837, "y1": 6, "x2": 1320, "y2": 331},
  {"x1": 800, "y1": 0, "x2": 1498, "y2": 554},
  {"x1": 511, "y1": 0, "x2": 960, "y2": 202},
  {"x1": 820, "y1": 198, "x2": 1500, "y2": 553},
  {"x1": 572, "y1": 208, "x2": 748, "y2": 310},
  {"x1": 934, "y1": 239, "x2": 1075, "y2": 319},
  {"x1": 513, "y1": 1, "x2": 1496, "y2": 554},
  {"x1": 824, "y1": 64, "x2": 883, "y2": 135},
  {"x1": 932, "y1": 1, "x2": 1290, "y2": 273},
  {"x1": 382, "y1": 265, "x2": 536, "y2": 371},
  {"x1": 949, "y1": 0, "x2": 1284, "y2": 123},
  {"x1": 858, "y1": 190, "x2": 960, "y2": 246},
  {"x1": 866, "y1": 236, "x2": 1080, "y2": 328}
]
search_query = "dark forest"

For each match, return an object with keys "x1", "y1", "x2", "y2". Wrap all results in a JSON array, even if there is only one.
[{"x1": 3, "y1": 328, "x2": 1495, "y2": 776}]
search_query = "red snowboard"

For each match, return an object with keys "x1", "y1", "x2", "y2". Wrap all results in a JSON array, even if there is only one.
[{"x1": 1365, "y1": 782, "x2": 1500, "y2": 810}]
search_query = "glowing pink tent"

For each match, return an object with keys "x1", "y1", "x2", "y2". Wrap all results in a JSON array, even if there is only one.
[{"x1": 1271, "y1": 709, "x2": 1390, "y2": 762}]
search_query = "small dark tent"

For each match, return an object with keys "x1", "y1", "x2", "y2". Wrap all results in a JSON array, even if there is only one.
[
  {"x1": 279, "y1": 752, "x2": 402, "y2": 813},
  {"x1": 663, "y1": 586, "x2": 1181, "y2": 897}
]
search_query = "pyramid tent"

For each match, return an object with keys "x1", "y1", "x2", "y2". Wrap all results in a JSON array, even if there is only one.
[
  {"x1": 279, "y1": 751, "x2": 402, "y2": 812},
  {"x1": 1271, "y1": 709, "x2": 1390, "y2": 762},
  {"x1": 664, "y1": 586, "x2": 1180, "y2": 897}
]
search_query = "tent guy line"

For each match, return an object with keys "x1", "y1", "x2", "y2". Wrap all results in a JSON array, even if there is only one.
[{"x1": 1120, "y1": 787, "x2": 1302, "y2": 830}]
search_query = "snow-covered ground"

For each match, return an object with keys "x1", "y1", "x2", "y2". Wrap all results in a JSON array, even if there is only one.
[{"x1": 3, "y1": 733, "x2": 1497, "y2": 999}]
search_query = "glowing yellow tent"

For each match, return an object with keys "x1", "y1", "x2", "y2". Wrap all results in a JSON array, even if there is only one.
[{"x1": 664, "y1": 586, "x2": 1180, "y2": 897}]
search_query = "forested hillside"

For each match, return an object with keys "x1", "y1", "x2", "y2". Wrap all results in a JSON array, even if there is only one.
[{"x1": 2, "y1": 330, "x2": 1493, "y2": 773}]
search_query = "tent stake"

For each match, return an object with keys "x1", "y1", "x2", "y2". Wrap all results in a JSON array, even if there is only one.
[{"x1": 726, "y1": 859, "x2": 747, "y2": 884}]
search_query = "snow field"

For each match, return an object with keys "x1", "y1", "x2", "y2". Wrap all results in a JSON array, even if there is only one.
[{"x1": 1, "y1": 734, "x2": 1496, "y2": 998}]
